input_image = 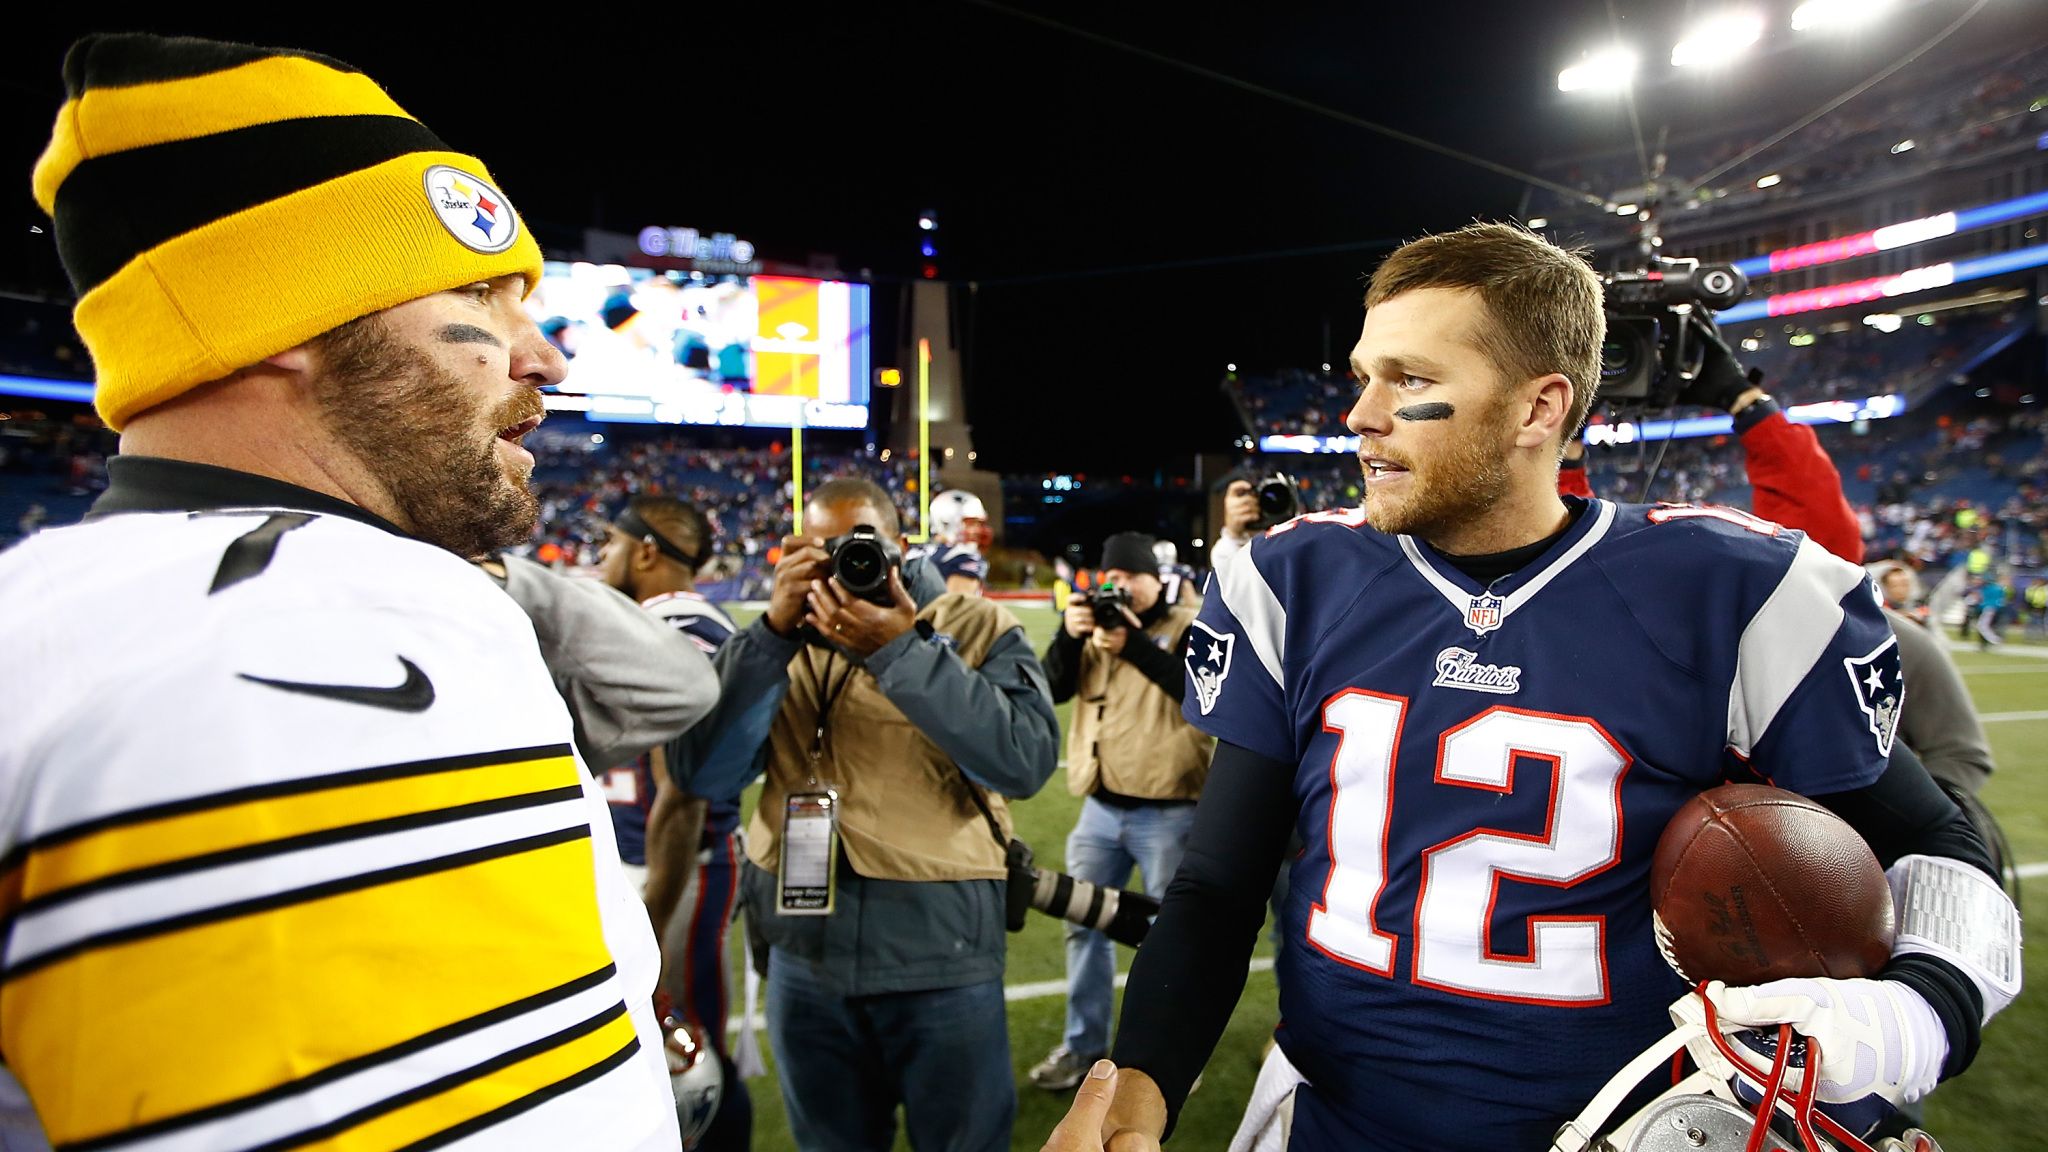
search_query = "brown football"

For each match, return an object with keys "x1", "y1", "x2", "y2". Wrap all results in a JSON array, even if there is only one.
[{"x1": 1650, "y1": 783, "x2": 1895, "y2": 985}]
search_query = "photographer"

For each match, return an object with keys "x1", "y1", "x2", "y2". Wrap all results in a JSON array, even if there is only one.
[
  {"x1": 668, "y1": 477, "x2": 1058, "y2": 1152},
  {"x1": 1030, "y1": 532, "x2": 1214, "y2": 1092},
  {"x1": 1208, "y1": 473, "x2": 1264, "y2": 568}
]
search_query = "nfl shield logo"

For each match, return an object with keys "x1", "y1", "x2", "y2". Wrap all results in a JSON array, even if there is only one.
[{"x1": 1465, "y1": 593, "x2": 1505, "y2": 637}]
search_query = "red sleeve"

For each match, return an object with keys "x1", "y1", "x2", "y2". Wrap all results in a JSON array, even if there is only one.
[
  {"x1": 1556, "y1": 465, "x2": 1594, "y2": 499},
  {"x1": 1741, "y1": 411, "x2": 1864, "y2": 564}
]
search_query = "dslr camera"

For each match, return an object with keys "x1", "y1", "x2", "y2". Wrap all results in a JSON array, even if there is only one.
[
  {"x1": 821, "y1": 524, "x2": 901, "y2": 607},
  {"x1": 1256, "y1": 472, "x2": 1301, "y2": 527},
  {"x1": 1599, "y1": 257, "x2": 1750, "y2": 409},
  {"x1": 1087, "y1": 582, "x2": 1133, "y2": 630},
  {"x1": 1004, "y1": 837, "x2": 1160, "y2": 948}
]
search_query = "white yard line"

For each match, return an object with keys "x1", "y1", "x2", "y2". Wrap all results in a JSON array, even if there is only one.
[
  {"x1": 1960, "y1": 665, "x2": 2048, "y2": 675},
  {"x1": 1980, "y1": 710, "x2": 2048, "y2": 723}
]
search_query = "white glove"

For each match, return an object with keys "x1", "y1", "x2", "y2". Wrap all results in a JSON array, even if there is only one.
[{"x1": 1671, "y1": 978, "x2": 1948, "y2": 1107}]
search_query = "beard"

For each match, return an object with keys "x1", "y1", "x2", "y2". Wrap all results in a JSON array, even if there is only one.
[
  {"x1": 1360, "y1": 394, "x2": 1515, "y2": 542},
  {"x1": 310, "y1": 316, "x2": 542, "y2": 559}
]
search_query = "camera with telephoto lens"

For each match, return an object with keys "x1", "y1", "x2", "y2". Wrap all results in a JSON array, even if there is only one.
[
  {"x1": 1599, "y1": 257, "x2": 1749, "y2": 409},
  {"x1": 822, "y1": 524, "x2": 901, "y2": 606},
  {"x1": 1087, "y1": 582, "x2": 1133, "y2": 630},
  {"x1": 1003, "y1": 837, "x2": 1160, "y2": 948},
  {"x1": 1256, "y1": 472, "x2": 1300, "y2": 528}
]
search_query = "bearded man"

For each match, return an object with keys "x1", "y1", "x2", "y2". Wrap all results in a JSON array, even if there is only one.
[{"x1": 0, "y1": 33, "x2": 683, "y2": 1151}]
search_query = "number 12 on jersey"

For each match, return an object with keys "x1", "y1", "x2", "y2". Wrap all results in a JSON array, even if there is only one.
[{"x1": 1306, "y1": 691, "x2": 1632, "y2": 1007}]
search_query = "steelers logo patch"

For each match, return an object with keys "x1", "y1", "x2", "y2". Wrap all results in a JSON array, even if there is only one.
[{"x1": 421, "y1": 165, "x2": 519, "y2": 254}]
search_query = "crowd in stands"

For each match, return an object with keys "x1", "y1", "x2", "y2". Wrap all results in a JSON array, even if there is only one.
[
  {"x1": 1228, "y1": 306, "x2": 2023, "y2": 441},
  {"x1": 0, "y1": 296, "x2": 91, "y2": 382},
  {"x1": 1528, "y1": 45, "x2": 2047, "y2": 226},
  {"x1": 517, "y1": 433, "x2": 925, "y2": 597}
]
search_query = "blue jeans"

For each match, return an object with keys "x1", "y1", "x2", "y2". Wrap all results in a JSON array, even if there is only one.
[
  {"x1": 1061, "y1": 796, "x2": 1197, "y2": 1056},
  {"x1": 766, "y1": 951, "x2": 1013, "y2": 1152}
]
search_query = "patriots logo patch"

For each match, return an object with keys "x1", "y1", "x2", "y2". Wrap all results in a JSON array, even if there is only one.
[
  {"x1": 1186, "y1": 618, "x2": 1235, "y2": 716},
  {"x1": 1844, "y1": 635, "x2": 1903, "y2": 758}
]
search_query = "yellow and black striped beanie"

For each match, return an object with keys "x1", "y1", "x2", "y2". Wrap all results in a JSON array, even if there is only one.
[{"x1": 31, "y1": 34, "x2": 544, "y2": 430}]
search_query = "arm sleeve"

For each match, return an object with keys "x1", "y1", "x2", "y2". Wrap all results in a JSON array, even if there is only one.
[
  {"x1": 665, "y1": 617, "x2": 803, "y2": 801},
  {"x1": 1043, "y1": 627, "x2": 1086, "y2": 704},
  {"x1": 1111, "y1": 740, "x2": 1299, "y2": 1138},
  {"x1": 1810, "y1": 742, "x2": 1997, "y2": 1079},
  {"x1": 1887, "y1": 613, "x2": 1995, "y2": 794},
  {"x1": 866, "y1": 624, "x2": 1060, "y2": 799},
  {"x1": 1741, "y1": 411, "x2": 1863, "y2": 565},
  {"x1": 1183, "y1": 540, "x2": 1294, "y2": 764},
  {"x1": 497, "y1": 554, "x2": 719, "y2": 772},
  {"x1": 1733, "y1": 539, "x2": 1901, "y2": 796},
  {"x1": 1119, "y1": 624, "x2": 1189, "y2": 702}
]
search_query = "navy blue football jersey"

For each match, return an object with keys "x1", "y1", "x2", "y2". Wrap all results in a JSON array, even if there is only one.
[
  {"x1": 605, "y1": 592, "x2": 741, "y2": 863},
  {"x1": 1183, "y1": 498, "x2": 1901, "y2": 1152},
  {"x1": 1159, "y1": 562, "x2": 1199, "y2": 605},
  {"x1": 908, "y1": 542, "x2": 988, "y2": 586}
]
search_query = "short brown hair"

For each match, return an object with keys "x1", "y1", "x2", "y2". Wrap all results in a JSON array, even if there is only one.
[{"x1": 1365, "y1": 222, "x2": 1604, "y2": 442}]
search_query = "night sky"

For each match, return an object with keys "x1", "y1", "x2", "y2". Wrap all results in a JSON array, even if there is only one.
[{"x1": 5, "y1": 1, "x2": 2034, "y2": 471}]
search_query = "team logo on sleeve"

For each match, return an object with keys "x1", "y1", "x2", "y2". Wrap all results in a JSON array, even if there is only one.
[
  {"x1": 1187, "y1": 619, "x2": 1236, "y2": 716},
  {"x1": 1843, "y1": 635, "x2": 1903, "y2": 757}
]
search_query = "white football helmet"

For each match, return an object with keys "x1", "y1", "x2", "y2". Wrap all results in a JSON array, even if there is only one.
[
  {"x1": 663, "y1": 1016, "x2": 724, "y2": 1150},
  {"x1": 930, "y1": 489, "x2": 989, "y2": 546},
  {"x1": 1550, "y1": 989, "x2": 1942, "y2": 1152}
]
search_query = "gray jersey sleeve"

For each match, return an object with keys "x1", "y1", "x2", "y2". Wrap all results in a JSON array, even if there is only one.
[{"x1": 497, "y1": 554, "x2": 719, "y2": 771}]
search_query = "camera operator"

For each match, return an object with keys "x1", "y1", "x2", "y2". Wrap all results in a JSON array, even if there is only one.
[
  {"x1": 1030, "y1": 532, "x2": 1214, "y2": 1093},
  {"x1": 667, "y1": 476, "x2": 1058, "y2": 1152},
  {"x1": 1209, "y1": 472, "x2": 1264, "y2": 569}
]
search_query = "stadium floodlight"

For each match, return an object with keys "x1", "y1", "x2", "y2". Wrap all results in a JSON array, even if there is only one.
[
  {"x1": 1557, "y1": 46, "x2": 1638, "y2": 92},
  {"x1": 1671, "y1": 11, "x2": 1764, "y2": 68},
  {"x1": 1756, "y1": 173, "x2": 1782, "y2": 188},
  {"x1": 1227, "y1": 362, "x2": 1238, "y2": 372},
  {"x1": 1527, "y1": 216, "x2": 1549, "y2": 229},
  {"x1": 1792, "y1": 0, "x2": 1893, "y2": 32},
  {"x1": 1863, "y1": 313, "x2": 1904, "y2": 333}
]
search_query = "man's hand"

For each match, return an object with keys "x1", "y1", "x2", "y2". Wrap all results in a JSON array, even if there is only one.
[
  {"x1": 1673, "y1": 978, "x2": 1948, "y2": 1106},
  {"x1": 1091, "y1": 605, "x2": 1144, "y2": 657},
  {"x1": 1064, "y1": 601, "x2": 1098, "y2": 639},
  {"x1": 806, "y1": 566, "x2": 918, "y2": 659},
  {"x1": 765, "y1": 534, "x2": 830, "y2": 637},
  {"x1": 1225, "y1": 483, "x2": 1262, "y2": 533},
  {"x1": 1676, "y1": 316, "x2": 1764, "y2": 414},
  {"x1": 1041, "y1": 1060, "x2": 1162, "y2": 1152}
]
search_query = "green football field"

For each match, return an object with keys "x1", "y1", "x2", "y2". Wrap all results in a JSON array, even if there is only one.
[{"x1": 720, "y1": 603, "x2": 2047, "y2": 1150}]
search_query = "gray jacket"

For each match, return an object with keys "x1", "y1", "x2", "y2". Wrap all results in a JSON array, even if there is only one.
[
  {"x1": 497, "y1": 555, "x2": 719, "y2": 771},
  {"x1": 675, "y1": 556, "x2": 1059, "y2": 994},
  {"x1": 1886, "y1": 605, "x2": 1995, "y2": 793}
]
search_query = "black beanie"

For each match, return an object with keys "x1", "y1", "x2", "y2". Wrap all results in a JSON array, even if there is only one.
[{"x1": 1100, "y1": 532, "x2": 1158, "y2": 575}]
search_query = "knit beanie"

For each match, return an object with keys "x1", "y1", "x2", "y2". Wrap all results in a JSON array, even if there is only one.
[
  {"x1": 31, "y1": 34, "x2": 544, "y2": 430},
  {"x1": 1100, "y1": 532, "x2": 1159, "y2": 576}
]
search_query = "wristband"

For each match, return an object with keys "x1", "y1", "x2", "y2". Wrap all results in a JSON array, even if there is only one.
[{"x1": 1731, "y1": 394, "x2": 1779, "y2": 434}]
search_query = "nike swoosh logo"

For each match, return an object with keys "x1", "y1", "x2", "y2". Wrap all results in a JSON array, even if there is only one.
[{"x1": 240, "y1": 657, "x2": 436, "y2": 713}]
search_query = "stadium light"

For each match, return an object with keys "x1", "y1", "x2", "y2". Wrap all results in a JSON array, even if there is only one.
[
  {"x1": 1863, "y1": 313, "x2": 1904, "y2": 333},
  {"x1": 1792, "y1": 0, "x2": 1893, "y2": 32},
  {"x1": 1557, "y1": 46, "x2": 1638, "y2": 92},
  {"x1": 1226, "y1": 362, "x2": 1238, "y2": 372},
  {"x1": 1671, "y1": 11, "x2": 1764, "y2": 69},
  {"x1": 1756, "y1": 173, "x2": 1782, "y2": 188},
  {"x1": 1614, "y1": 202, "x2": 1639, "y2": 215},
  {"x1": 1527, "y1": 217, "x2": 1549, "y2": 229}
]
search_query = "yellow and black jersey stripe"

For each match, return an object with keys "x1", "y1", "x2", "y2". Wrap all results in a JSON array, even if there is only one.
[{"x1": 0, "y1": 743, "x2": 643, "y2": 1151}]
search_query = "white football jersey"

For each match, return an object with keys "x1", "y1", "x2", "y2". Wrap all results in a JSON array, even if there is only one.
[{"x1": 0, "y1": 507, "x2": 678, "y2": 1152}]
